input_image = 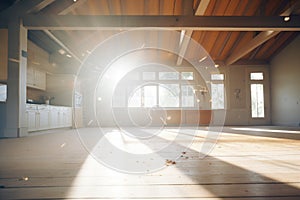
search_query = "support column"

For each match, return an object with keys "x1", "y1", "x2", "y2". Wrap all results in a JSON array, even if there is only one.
[{"x1": 5, "y1": 18, "x2": 28, "y2": 137}]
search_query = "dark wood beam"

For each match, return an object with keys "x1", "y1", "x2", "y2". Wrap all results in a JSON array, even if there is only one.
[{"x1": 22, "y1": 15, "x2": 300, "y2": 31}]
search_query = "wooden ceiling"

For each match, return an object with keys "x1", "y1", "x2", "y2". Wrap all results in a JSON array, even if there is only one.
[{"x1": 1, "y1": 0, "x2": 300, "y2": 67}]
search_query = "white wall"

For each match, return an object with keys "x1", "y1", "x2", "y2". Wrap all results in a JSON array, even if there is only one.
[
  {"x1": 271, "y1": 35, "x2": 300, "y2": 127},
  {"x1": 222, "y1": 64, "x2": 271, "y2": 126}
]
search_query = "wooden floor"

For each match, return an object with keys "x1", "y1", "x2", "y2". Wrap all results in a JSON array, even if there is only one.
[{"x1": 0, "y1": 126, "x2": 300, "y2": 199}]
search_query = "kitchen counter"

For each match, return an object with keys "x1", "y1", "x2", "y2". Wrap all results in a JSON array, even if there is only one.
[{"x1": 26, "y1": 103, "x2": 72, "y2": 132}]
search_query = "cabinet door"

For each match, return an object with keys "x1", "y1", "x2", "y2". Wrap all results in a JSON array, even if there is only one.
[
  {"x1": 27, "y1": 111, "x2": 37, "y2": 131},
  {"x1": 34, "y1": 70, "x2": 46, "y2": 90},
  {"x1": 65, "y1": 108, "x2": 72, "y2": 127},
  {"x1": 39, "y1": 110, "x2": 49, "y2": 130},
  {"x1": 50, "y1": 109, "x2": 59, "y2": 128},
  {"x1": 27, "y1": 67, "x2": 35, "y2": 87}
]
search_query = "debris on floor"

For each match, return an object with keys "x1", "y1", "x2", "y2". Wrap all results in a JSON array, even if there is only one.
[{"x1": 165, "y1": 159, "x2": 176, "y2": 166}]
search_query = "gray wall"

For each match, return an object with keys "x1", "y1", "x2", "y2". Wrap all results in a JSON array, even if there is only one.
[
  {"x1": 270, "y1": 35, "x2": 300, "y2": 127},
  {"x1": 0, "y1": 102, "x2": 6, "y2": 137}
]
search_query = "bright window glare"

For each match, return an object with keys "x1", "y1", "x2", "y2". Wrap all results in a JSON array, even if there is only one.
[{"x1": 128, "y1": 88, "x2": 142, "y2": 107}]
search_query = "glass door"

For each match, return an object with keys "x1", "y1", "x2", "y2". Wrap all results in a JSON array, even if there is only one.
[{"x1": 247, "y1": 68, "x2": 270, "y2": 125}]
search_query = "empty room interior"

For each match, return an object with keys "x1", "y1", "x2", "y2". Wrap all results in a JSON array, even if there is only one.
[{"x1": 0, "y1": 0, "x2": 300, "y2": 199}]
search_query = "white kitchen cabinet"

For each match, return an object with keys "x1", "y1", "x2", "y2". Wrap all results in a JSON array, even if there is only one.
[
  {"x1": 27, "y1": 67, "x2": 46, "y2": 90},
  {"x1": 27, "y1": 104, "x2": 72, "y2": 132},
  {"x1": 38, "y1": 105, "x2": 50, "y2": 130},
  {"x1": 49, "y1": 107, "x2": 59, "y2": 128},
  {"x1": 26, "y1": 104, "x2": 38, "y2": 132}
]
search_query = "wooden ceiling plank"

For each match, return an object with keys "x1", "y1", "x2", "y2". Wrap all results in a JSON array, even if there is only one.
[
  {"x1": 225, "y1": 30, "x2": 279, "y2": 65},
  {"x1": 144, "y1": 0, "x2": 160, "y2": 15},
  {"x1": 107, "y1": 0, "x2": 122, "y2": 15},
  {"x1": 209, "y1": 0, "x2": 239, "y2": 60},
  {"x1": 176, "y1": 0, "x2": 212, "y2": 65},
  {"x1": 225, "y1": 1, "x2": 299, "y2": 65},
  {"x1": 41, "y1": 0, "x2": 88, "y2": 15},
  {"x1": 40, "y1": 0, "x2": 88, "y2": 64},
  {"x1": 44, "y1": 30, "x2": 82, "y2": 63},
  {"x1": 216, "y1": 32, "x2": 231, "y2": 57},
  {"x1": 182, "y1": 0, "x2": 194, "y2": 15},
  {"x1": 173, "y1": 0, "x2": 186, "y2": 15},
  {"x1": 0, "y1": 0, "x2": 55, "y2": 21},
  {"x1": 260, "y1": 32, "x2": 292, "y2": 59},
  {"x1": 249, "y1": 45, "x2": 263, "y2": 60},
  {"x1": 212, "y1": 0, "x2": 230, "y2": 15},
  {"x1": 23, "y1": 15, "x2": 300, "y2": 31},
  {"x1": 26, "y1": 0, "x2": 56, "y2": 14}
]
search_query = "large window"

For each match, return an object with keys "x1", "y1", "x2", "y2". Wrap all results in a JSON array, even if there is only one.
[
  {"x1": 211, "y1": 74, "x2": 225, "y2": 109},
  {"x1": 159, "y1": 72, "x2": 179, "y2": 80},
  {"x1": 143, "y1": 85, "x2": 157, "y2": 107},
  {"x1": 181, "y1": 85, "x2": 194, "y2": 107},
  {"x1": 114, "y1": 70, "x2": 197, "y2": 108},
  {"x1": 128, "y1": 87, "x2": 142, "y2": 107},
  {"x1": 159, "y1": 84, "x2": 180, "y2": 107}
]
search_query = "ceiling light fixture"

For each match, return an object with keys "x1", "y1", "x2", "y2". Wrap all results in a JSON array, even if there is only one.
[
  {"x1": 58, "y1": 49, "x2": 66, "y2": 55},
  {"x1": 283, "y1": 16, "x2": 290, "y2": 22},
  {"x1": 66, "y1": 54, "x2": 72, "y2": 58}
]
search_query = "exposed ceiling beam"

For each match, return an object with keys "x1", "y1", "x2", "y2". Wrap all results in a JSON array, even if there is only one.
[
  {"x1": 225, "y1": 31, "x2": 280, "y2": 65},
  {"x1": 26, "y1": 0, "x2": 56, "y2": 14},
  {"x1": 225, "y1": 2, "x2": 300, "y2": 65},
  {"x1": 177, "y1": 0, "x2": 210, "y2": 65},
  {"x1": 39, "y1": 0, "x2": 87, "y2": 63},
  {"x1": 0, "y1": 0, "x2": 55, "y2": 22},
  {"x1": 41, "y1": 0, "x2": 87, "y2": 15},
  {"x1": 22, "y1": 15, "x2": 300, "y2": 31},
  {"x1": 43, "y1": 30, "x2": 82, "y2": 63}
]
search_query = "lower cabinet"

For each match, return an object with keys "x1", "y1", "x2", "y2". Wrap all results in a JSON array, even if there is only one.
[{"x1": 27, "y1": 104, "x2": 72, "y2": 132}]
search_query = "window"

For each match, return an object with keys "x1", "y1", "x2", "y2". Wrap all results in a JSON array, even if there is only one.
[
  {"x1": 211, "y1": 74, "x2": 224, "y2": 80},
  {"x1": 159, "y1": 84, "x2": 179, "y2": 107},
  {"x1": 181, "y1": 85, "x2": 194, "y2": 107},
  {"x1": 159, "y1": 72, "x2": 179, "y2": 80},
  {"x1": 250, "y1": 72, "x2": 263, "y2": 80},
  {"x1": 116, "y1": 69, "x2": 199, "y2": 108},
  {"x1": 142, "y1": 72, "x2": 156, "y2": 80},
  {"x1": 128, "y1": 87, "x2": 142, "y2": 107},
  {"x1": 181, "y1": 72, "x2": 193, "y2": 80},
  {"x1": 211, "y1": 74, "x2": 225, "y2": 109},
  {"x1": 112, "y1": 86, "x2": 126, "y2": 107},
  {"x1": 250, "y1": 72, "x2": 265, "y2": 118},
  {"x1": 0, "y1": 84, "x2": 7, "y2": 102},
  {"x1": 250, "y1": 84, "x2": 265, "y2": 118},
  {"x1": 143, "y1": 85, "x2": 157, "y2": 107}
]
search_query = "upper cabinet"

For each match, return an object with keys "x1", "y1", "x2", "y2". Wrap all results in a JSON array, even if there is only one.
[
  {"x1": 27, "y1": 66, "x2": 46, "y2": 90},
  {"x1": 0, "y1": 29, "x2": 8, "y2": 81},
  {"x1": 26, "y1": 41, "x2": 52, "y2": 91}
]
